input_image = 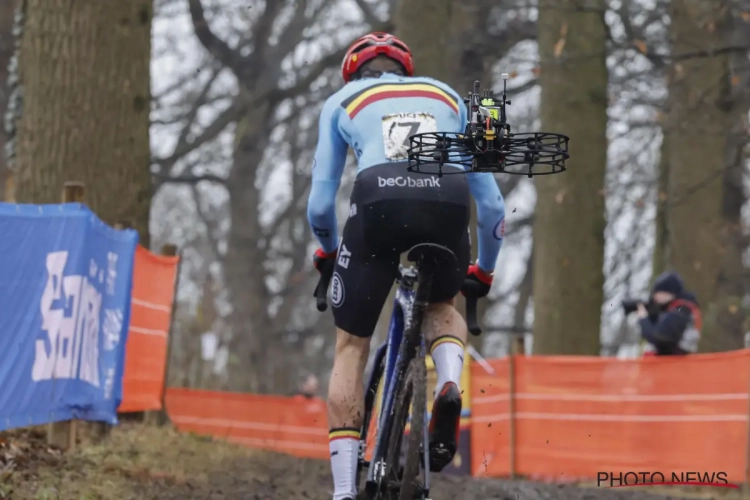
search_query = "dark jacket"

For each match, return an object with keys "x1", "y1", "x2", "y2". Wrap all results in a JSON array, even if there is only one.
[{"x1": 639, "y1": 291, "x2": 702, "y2": 355}]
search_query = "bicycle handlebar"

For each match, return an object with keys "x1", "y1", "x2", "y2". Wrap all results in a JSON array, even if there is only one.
[
  {"x1": 314, "y1": 263, "x2": 334, "y2": 312},
  {"x1": 465, "y1": 295, "x2": 481, "y2": 336},
  {"x1": 461, "y1": 279, "x2": 483, "y2": 336},
  {"x1": 313, "y1": 267, "x2": 483, "y2": 335}
]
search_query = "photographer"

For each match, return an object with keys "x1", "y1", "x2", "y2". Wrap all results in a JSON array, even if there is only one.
[{"x1": 623, "y1": 272, "x2": 702, "y2": 356}]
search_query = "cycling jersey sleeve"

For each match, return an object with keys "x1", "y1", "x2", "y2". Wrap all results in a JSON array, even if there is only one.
[
  {"x1": 307, "y1": 97, "x2": 349, "y2": 253},
  {"x1": 460, "y1": 100, "x2": 505, "y2": 272}
]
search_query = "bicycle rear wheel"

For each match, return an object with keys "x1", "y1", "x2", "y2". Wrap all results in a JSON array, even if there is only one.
[{"x1": 383, "y1": 357, "x2": 427, "y2": 500}]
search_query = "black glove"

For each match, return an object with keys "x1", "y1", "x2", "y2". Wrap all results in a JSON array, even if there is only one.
[
  {"x1": 462, "y1": 263, "x2": 493, "y2": 298},
  {"x1": 313, "y1": 248, "x2": 337, "y2": 276}
]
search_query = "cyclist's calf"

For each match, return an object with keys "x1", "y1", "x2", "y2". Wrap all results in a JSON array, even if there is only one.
[
  {"x1": 424, "y1": 299, "x2": 468, "y2": 345},
  {"x1": 328, "y1": 329, "x2": 370, "y2": 430}
]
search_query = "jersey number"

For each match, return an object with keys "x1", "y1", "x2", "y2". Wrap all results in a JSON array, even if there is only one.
[{"x1": 381, "y1": 112, "x2": 437, "y2": 161}]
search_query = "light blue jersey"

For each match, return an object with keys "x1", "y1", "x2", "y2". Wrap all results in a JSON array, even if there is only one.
[{"x1": 307, "y1": 73, "x2": 505, "y2": 272}]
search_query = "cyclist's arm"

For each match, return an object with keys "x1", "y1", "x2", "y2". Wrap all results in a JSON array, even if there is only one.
[
  {"x1": 459, "y1": 100, "x2": 505, "y2": 273},
  {"x1": 639, "y1": 308, "x2": 691, "y2": 346},
  {"x1": 307, "y1": 97, "x2": 349, "y2": 253}
]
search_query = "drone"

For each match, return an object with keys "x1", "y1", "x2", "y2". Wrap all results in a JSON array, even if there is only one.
[{"x1": 407, "y1": 74, "x2": 570, "y2": 178}]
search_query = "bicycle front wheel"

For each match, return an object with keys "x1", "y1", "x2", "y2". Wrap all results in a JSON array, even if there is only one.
[{"x1": 383, "y1": 357, "x2": 427, "y2": 500}]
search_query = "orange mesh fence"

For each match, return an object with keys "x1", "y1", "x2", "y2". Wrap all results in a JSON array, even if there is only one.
[
  {"x1": 118, "y1": 246, "x2": 179, "y2": 412},
  {"x1": 166, "y1": 387, "x2": 330, "y2": 459},
  {"x1": 470, "y1": 350, "x2": 750, "y2": 483},
  {"x1": 151, "y1": 349, "x2": 750, "y2": 481},
  {"x1": 470, "y1": 357, "x2": 512, "y2": 477}
]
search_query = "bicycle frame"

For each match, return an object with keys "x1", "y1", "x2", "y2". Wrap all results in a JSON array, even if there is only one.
[{"x1": 361, "y1": 265, "x2": 431, "y2": 495}]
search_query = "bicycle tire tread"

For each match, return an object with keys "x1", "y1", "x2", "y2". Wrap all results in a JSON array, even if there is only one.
[
  {"x1": 382, "y1": 358, "x2": 426, "y2": 500},
  {"x1": 400, "y1": 358, "x2": 426, "y2": 500}
]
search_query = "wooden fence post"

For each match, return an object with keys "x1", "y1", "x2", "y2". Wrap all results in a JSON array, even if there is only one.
[
  {"x1": 513, "y1": 334, "x2": 525, "y2": 357},
  {"x1": 743, "y1": 352, "x2": 750, "y2": 494},
  {"x1": 47, "y1": 182, "x2": 85, "y2": 450},
  {"x1": 4, "y1": 172, "x2": 15, "y2": 202},
  {"x1": 508, "y1": 337, "x2": 520, "y2": 480},
  {"x1": 145, "y1": 243, "x2": 179, "y2": 426}
]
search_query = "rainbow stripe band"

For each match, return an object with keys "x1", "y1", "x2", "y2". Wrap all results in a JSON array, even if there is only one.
[
  {"x1": 329, "y1": 428, "x2": 360, "y2": 442},
  {"x1": 430, "y1": 335, "x2": 465, "y2": 354},
  {"x1": 341, "y1": 82, "x2": 460, "y2": 119}
]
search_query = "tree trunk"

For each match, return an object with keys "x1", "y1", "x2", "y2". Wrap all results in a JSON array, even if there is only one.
[
  {"x1": 224, "y1": 96, "x2": 275, "y2": 393},
  {"x1": 533, "y1": 0, "x2": 607, "y2": 355},
  {"x1": 0, "y1": 0, "x2": 17, "y2": 201},
  {"x1": 701, "y1": 7, "x2": 747, "y2": 352},
  {"x1": 666, "y1": 1, "x2": 731, "y2": 352},
  {"x1": 395, "y1": 0, "x2": 452, "y2": 78},
  {"x1": 512, "y1": 247, "x2": 533, "y2": 354},
  {"x1": 394, "y1": 0, "x2": 497, "y2": 352},
  {"x1": 652, "y1": 130, "x2": 669, "y2": 277},
  {"x1": 13, "y1": 0, "x2": 152, "y2": 247}
]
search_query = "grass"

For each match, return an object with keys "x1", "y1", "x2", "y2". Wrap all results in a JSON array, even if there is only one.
[
  {"x1": 1, "y1": 422, "x2": 746, "y2": 500},
  {"x1": 0, "y1": 423, "x2": 256, "y2": 500}
]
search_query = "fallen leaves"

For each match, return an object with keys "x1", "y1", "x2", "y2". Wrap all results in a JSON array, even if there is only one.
[{"x1": 0, "y1": 427, "x2": 61, "y2": 487}]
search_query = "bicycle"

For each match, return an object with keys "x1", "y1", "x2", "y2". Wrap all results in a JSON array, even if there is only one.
[
  {"x1": 313, "y1": 76, "x2": 569, "y2": 500},
  {"x1": 316, "y1": 242, "x2": 479, "y2": 500}
]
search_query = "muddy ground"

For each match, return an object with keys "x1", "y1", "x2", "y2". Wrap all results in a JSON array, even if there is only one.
[{"x1": 0, "y1": 423, "x2": 735, "y2": 500}]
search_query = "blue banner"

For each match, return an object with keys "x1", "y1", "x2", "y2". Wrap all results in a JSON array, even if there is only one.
[{"x1": 0, "y1": 202, "x2": 138, "y2": 430}]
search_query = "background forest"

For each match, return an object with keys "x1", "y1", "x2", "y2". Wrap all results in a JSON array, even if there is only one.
[{"x1": 2, "y1": 0, "x2": 749, "y2": 395}]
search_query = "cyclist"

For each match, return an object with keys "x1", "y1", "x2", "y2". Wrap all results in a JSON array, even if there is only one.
[{"x1": 307, "y1": 32, "x2": 505, "y2": 500}]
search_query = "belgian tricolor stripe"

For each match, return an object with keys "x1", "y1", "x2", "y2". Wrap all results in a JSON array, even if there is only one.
[
  {"x1": 430, "y1": 335, "x2": 465, "y2": 354},
  {"x1": 329, "y1": 428, "x2": 360, "y2": 441},
  {"x1": 342, "y1": 82, "x2": 460, "y2": 119}
]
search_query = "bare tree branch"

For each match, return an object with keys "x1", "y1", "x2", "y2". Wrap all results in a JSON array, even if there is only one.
[
  {"x1": 478, "y1": 19, "x2": 536, "y2": 55},
  {"x1": 269, "y1": 47, "x2": 347, "y2": 102},
  {"x1": 267, "y1": 0, "x2": 311, "y2": 65},
  {"x1": 157, "y1": 172, "x2": 227, "y2": 185},
  {"x1": 171, "y1": 64, "x2": 224, "y2": 157},
  {"x1": 506, "y1": 78, "x2": 538, "y2": 96},
  {"x1": 152, "y1": 58, "x2": 213, "y2": 102},
  {"x1": 187, "y1": 0, "x2": 252, "y2": 79},
  {"x1": 353, "y1": 0, "x2": 384, "y2": 26},
  {"x1": 250, "y1": 0, "x2": 287, "y2": 64},
  {"x1": 153, "y1": 98, "x2": 246, "y2": 168}
]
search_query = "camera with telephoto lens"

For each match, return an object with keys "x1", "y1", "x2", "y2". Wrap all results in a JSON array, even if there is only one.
[{"x1": 621, "y1": 298, "x2": 660, "y2": 317}]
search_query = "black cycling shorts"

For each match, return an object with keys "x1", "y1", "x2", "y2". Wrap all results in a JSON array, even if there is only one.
[{"x1": 331, "y1": 163, "x2": 471, "y2": 338}]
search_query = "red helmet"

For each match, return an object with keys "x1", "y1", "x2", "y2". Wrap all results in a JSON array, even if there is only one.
[{"x1": 341, "y1": 32, "x2": 414, "y2": 83}]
